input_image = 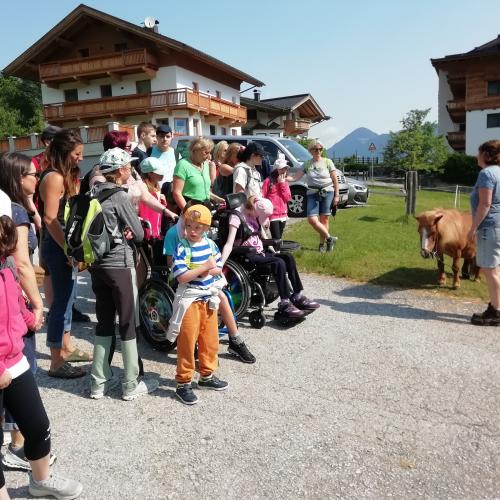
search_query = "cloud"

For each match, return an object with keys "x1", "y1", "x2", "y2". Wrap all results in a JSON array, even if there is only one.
[{"x1": 307, "y1": 122, "x2": 344, "y2": 149}]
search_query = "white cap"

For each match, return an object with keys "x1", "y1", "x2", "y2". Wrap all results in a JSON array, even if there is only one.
[
  {"x1": 0, "y1": 189, "x2": 11, "y2": 218},
  {"x1": 272, "y1": 153, "x2": 288, "y2": 171}
]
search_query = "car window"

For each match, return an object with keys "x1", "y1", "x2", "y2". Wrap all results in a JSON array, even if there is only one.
[
  {"x1": 253, "y1": 140, "x2": 279, "y2": 165},
  {"x1": 277, "y1": 139, "x2": 312, "y2": 163},
  {"x1": 175, "y1": 140, "x2": 190, "y2": 160}
]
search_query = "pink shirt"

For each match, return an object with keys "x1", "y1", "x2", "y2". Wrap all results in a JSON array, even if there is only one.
[
  {"x1": 138, "y1": 190, "x2": 163, "y2": 238},
  {"x1": 262, "y1": 178, "x2": 291, "y2": 220},
  {"x1": 229, "y1": 208, "x2": 264, "y2": 254}
]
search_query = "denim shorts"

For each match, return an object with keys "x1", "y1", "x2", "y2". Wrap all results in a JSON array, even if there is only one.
[
  {"x1": 476, "y1": 225, "x2": 500, "y2": 268},
  {"x1": 307, "y1": 190, "x2": 334, "y2": 217}
]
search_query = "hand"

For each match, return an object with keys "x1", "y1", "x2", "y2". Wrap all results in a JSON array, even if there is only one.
[
  {"x1": 0, "y1": 371, "x2": 12, "y2": 389},
  {"x1": 67, "y1": 256, "x2": 76, "y2": 267},
  {"x1": 278, "y1": 172, "x2": 286, "y2": 183},
  {"x1": 467, "y1": 228, "x2": 476, "y2": 242},
  {"x1": 204, "y1": 257, "x2": 217, "y2": 271},
  {"x1": 159, "y1": 194, "x2": 167, "y2": 204},
  {"x1": 123, "y1": 227, "x2": 134, "y2": 240},
  {"x1": 333, "y1": 195, "x2": 340, "y2": 206},
  {"x1": 33, "y1": 305, "x2": 44, "y2": 330},
  {"x1": 208, "y1": 268, "x2": 222, "y2": 276}
]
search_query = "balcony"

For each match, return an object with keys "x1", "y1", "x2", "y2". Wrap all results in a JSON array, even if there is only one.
[
  {"x1": 446, "y1": 99, "x2": 466, "y2": 123},
  {"x1": 283, "y1": 119, "x2": 311, "y2": 136},
  {"x1": 43, "y1": 88, "x2": 247, "y2": 125},
  {"x1": 447, "y1": 131, "x2": 465, "y2": 152},
  {"x1": 39, "y1": 49, "x2": 158, "y2": 85}
]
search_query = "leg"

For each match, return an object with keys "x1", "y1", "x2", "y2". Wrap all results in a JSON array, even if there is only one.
[
  {"x1": 437, "y1": 254, "x2": 446, "y2": 286},
  {"x1": 307, "y1": 215, "x2": 329, "y2": 242},
  {"x1": 42, "y1": 276, "x2": 53, "y2": 310},
  {"x1": 269, "y1": 220, "x2": 282, "y2": 240},
  {"x1": 219, "y1": 292, "x2": 238, "y2": 336},
  {"x1": 274, "y1": 252, "x2": 303, "y2": 294},
  {"x1": 248, "y1": 253, "x2": 290, "y2": 299},
  {"x1": 197, "y1": 304, "x2": 220, "y2": 378},
  {"x1": 319, "y1": 214, "x2": 330, "y2": 238},
  {"x1": 482, "y1": 267, "x2": 500, "y2": 310},
  {"x1": 452, "y1": 256, "x2": 461, "y2": 289},
  {"x1": 176, "y1": 302, "x2": 202, "y2": 384}
]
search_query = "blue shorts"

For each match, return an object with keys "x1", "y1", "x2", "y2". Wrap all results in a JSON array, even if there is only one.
[
  {"x1": 307, "y1": 191, "x2": 334, "y2": 217},
  {"x1": 476, "y1": 225, "x2": 500, "y2": 268}
]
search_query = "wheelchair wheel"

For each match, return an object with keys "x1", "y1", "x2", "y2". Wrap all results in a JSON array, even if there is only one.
[
  {"x1": 222, "y1": 259, "x2": 252, "y2": 321},
  {"x1": 281, "y1": 240, "x2": 301, "y2": 253},
  {"x1": 249, "y1": 310, "x2": 266, "y2": 329},
  {"x1": 138, "y1": 278, "x2": 176, "y2": 352}
]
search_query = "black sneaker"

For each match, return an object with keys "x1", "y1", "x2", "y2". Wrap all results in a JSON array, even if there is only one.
[
  {"x1": 176, "y1": 383, "x2": 198, "y2": 405},
  {"x1": 72, "y1": 307, "x2": 90, "y2": 323},
  {"x1": 326, "y1": 236, "x2": 338, "y2": 252},
  {"x1": 471, "y1": 303, "x2": 500, "y2": 326},
  {"x1": 228, "y1": 339, "x2": 256, "y2": 364},
  {"x1": 198, "y1": 375, "x2": 229, "y2": 391}
]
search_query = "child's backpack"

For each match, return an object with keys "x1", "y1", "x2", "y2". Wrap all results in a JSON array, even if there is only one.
[
  {"x1": 64, "y1": 187, "x2": 123, "y2": 264},
  {"x1": 215, "y1": 209, "x2": 256, "y2": 250}
]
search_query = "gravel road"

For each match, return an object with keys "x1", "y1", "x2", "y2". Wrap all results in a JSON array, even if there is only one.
[{"x1": 4, "y1": 271, "x2": 500, "y2": 499}]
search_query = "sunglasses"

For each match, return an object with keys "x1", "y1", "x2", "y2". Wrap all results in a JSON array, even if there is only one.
[
  {"x1": 311, "y1": 148, "x2": 323, "y2": 152},
  {"x1": 23, "y1": 172, "x2": 40, "y2": 179}
]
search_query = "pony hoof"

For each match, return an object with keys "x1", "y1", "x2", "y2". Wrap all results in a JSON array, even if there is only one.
[{"x1": 453, "y1": 283, "x2": 460, "y2": 289}]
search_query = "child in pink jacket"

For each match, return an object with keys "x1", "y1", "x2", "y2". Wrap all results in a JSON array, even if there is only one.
[{"x1": 262, "y1": 154, "x2": 292, "y2": 239}]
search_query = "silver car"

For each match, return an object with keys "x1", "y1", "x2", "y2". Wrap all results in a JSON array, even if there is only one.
[{"x1": 339, "y1": 177, "x2": 369, "y2": 207}]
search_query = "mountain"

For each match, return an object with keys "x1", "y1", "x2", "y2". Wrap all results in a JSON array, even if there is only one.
[{"x1": 327, "y1": 127, "x2": 389, "y2": 159}]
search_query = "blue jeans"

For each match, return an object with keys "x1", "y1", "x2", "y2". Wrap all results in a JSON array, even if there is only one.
[
  {"x1": 41, "y1": 233, "x2": 75, "y2": 349},
  {"x1": 307, "y1": 190, "x2": 334, "y2": 217}
]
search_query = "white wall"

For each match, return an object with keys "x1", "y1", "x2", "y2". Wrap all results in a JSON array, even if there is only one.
[
  {"x1": 150, "y1": 67, "x2": 177, "y2": 92},
  {"x1": 466, "y1": 109, "x2": 500, "y2": 155},
  {"x1": 437, "y1": 70, "x2": 456, "y2": 139}
]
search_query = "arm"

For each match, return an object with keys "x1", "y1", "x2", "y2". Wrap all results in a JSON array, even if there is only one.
[
  {"x1": 330, "y1": 168, "x2": 340, "y2": 206},
  {"x1": 221, "y1": 224, "x2": 238, "y2": 264},
  {"x1": 26, "y1": 195, "x2": 42, "y2": 231},
  {"x1": 287, "y1": 169, "x2": 304, "y2": 183},
  {"x1": 262, "y1": 178, "x2": 270, "y2": 198},
  {"x1": 12, "y1": 226, "x2": 43, "y2": 329},
  {"x1": 39, "y1": 173, "x2": 66, "y2": 248},
  {"x1": 209, "y1": 161, "x2": 217, "y2": 185},
  {"x1": 172, "y1": 176, "x2": 187, "y2": 211},
  {"x1": 468, "y1": 188, "x2": 493, "y2": 240},
  {"x1": 277, "y1": 177, "x2": 292, "y2": 202},
  {"x1": 219, "y1": 163, "x2": 234, "y2": 176},
  {"x1": 115, "y1": 193, "x2": 144, "y2": 244},
  {"x1": 176, "y1": 257, "x2": 216, "y2": 284},
  {"x1": 138, "y1": 181, "x2": 176, "y2": 219}
]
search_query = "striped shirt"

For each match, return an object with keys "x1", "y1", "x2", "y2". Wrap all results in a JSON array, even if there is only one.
[{"x1": 172, "y1": 237, "x2": 222, "y2": 288}]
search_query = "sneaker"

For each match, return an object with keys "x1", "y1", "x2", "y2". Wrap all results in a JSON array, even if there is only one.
[
  {"x1": 2, "y1": 445, "x2": 57, "y2": 471},
  {"x1": 471, "y1": 303, "x2": 500, "y2": 326},
  {"x1": 198, "y1": 375, "x2": 229, "y2": 391},
  {"x1": 90, "y1": 377, "x2": 120, "y2": 400},
  {"x1": 176, "y1": 383, "x2": 198, "y2": 405},
  {"x1": 318, "y1": 243, "x2": 326, "y2": 253},
  {"x1": 326, "y1": 236, "x2": 338, "y2": 252},
  {"x1": 291, "y1": 294, "x2": 320, "y2": 311},
  {"x1": 71, "y1": 307, "x2": 90, "y2": 323},
  {"x1": 122, "y1": 378, "x2": 159, "y2": 401},
  {"x1": 278, "y1": 301, "x2": 306, "y2": 319},
  {"x1": 29, "y1": 472, "x2": 83, "y2": 499},
  {"x1": 228, "y1": 339, "x2": 256, "y2": 364}
]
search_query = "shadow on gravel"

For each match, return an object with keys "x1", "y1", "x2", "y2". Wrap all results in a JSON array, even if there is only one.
[{"x1": 8, "y1": 486, "x2": 30, "y2": 499}]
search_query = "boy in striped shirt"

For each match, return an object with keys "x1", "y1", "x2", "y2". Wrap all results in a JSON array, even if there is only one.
[{"x1": 170, "y1": 205, "x2": 228, "y2": 405}]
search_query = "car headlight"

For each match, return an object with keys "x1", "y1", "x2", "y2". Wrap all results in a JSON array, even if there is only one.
[{"x1": 352, "y1": 184, "x2": 366, "y2": 192}]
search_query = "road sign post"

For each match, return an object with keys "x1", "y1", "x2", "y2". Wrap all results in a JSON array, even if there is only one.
[{"x1": 368, "y1": 143, "x2": 376, "y2": 180}]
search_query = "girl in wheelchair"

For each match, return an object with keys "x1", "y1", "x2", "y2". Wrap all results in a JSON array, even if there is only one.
[{"x1": 220, "y1": 196, "x2": 320, "y2": 319}]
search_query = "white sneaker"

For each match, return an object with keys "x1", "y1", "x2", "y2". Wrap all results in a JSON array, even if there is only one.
[
  {"x1": 1, "y1": 445, "x2": 57, "y2": 471},
  {"x1": 90, "y1": 377, "x2": 120, "y2": 400},
  {"x1": 122, "y1": 378, "x2": 159, "y2": 401},
  {"x1": 29, "y1": 472, "x2": 83, "y2": 499}
]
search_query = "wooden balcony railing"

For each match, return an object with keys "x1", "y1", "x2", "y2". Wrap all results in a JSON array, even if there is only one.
[
  {"x1": 446, "y1": 99, "x2": 466, "y2": 123},
  {"x1": 447, "y1": 131, "x2": 465, "y2": 151},
  {"x1": 39, "y1": 49, "x2": 158, "y2": 83},
  {"x1": 0, "y1": 139, "x2": 9, "y2": 153},
  {"x1": 283, "y1": 119, "x2": 311, "y2": 136},
  {"x1": 43, "y1": 88, "x2": 247, "y2": 124}
]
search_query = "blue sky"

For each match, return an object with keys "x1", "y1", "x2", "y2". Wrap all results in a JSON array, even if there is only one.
[{"x1": 2, "y1": 0, "x2": 500, "y2": 148}]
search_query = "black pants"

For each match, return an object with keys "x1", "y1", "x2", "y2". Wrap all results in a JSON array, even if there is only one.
[
  {"x1": 247, "y1": 251, "x2": 303, "y2": 299},
  {"x1": 90, "y1": 267, "x2": 144, "y2": 375},
  {"x1": 269, "y1": 220, "x2": 286, "y2": 240},
  {"x1": 0, "y1": 369, "x2": 51, "y2": 488}
]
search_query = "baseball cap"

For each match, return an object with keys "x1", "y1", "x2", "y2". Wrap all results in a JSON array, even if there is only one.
[
  {"x1": 272, "y1": 153, "x2": 289, "y2": 171},
  {"x1": 184, "y1": 204, "x2": 212, "y2": 227},
  {"x1": 0, "y1": 189, "x2": 11, "y2": 217},
  {"x1": 245, "y1": 142, "x2": 265, "y2": 157},
  {"x1": 99, "y1": 148, "x2": 136, "y2": 173},
  {"x1": 139, "y1": 157, "x2": 168, "y2": 176},
  {"x1": 40, "y1": 125, "x2": 62, "y2": 142},
  {"x1": 156, "y1": 124, "x2": 172, "y2": 135}
]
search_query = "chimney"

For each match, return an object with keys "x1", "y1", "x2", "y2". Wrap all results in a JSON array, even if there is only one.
[{"x1": 253, "y1": 89, "x2": 261, "y2": 101}]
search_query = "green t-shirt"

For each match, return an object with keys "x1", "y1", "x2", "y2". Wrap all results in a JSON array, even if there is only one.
[{"x1": 173, "y1": 158, "x2": 211, "y2": 201}]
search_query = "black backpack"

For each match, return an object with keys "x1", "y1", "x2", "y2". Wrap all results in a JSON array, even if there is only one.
[{"x1": 216, "y1": 209, "x2": 256, "y2": 250}]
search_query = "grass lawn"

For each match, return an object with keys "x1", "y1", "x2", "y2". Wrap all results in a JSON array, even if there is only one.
[{"x1": 284, "y1": 189, "x2": 488, "y2": 301}]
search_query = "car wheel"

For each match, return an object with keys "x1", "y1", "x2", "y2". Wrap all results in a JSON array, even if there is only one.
[{"x1": 288, "y1": 187, "x2": 307, "y2": 218}]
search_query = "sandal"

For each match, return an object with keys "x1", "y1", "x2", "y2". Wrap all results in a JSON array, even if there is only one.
[
  {"x1": 64, "y1": 349, "x2": 93, "y2": 363},
  {"x1": 48, "y1": 362, "x2": 86, "y2": 379}
]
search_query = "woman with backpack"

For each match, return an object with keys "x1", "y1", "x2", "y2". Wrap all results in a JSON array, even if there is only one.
[
  {"x1": 233, "y1": 142, "x2": 266, "y2": 198},
  {"x1": 0, "y1": 199, "x2": 83, "y2": 499},
  {"x1": 38, "y1": 129, "x2": 90, "y2": 379},
  {"x1": 89, "y1": 148, "x2": 159, "y2": 401}
]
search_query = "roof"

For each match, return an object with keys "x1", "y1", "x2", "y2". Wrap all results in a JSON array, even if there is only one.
[
  {"x1": 3, "y1": 4, "x2": 264, "y2": 87},
  {"x1": 242, "y1": 93, "x2": 327, "y2": 122},
  {"x1": 431, "y1": 34, "x2": 500, "y2": 68}
]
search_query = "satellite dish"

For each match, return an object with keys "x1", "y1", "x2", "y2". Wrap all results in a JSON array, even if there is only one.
[{"x1": 144, "y1": 17, "x2": 155, "y2": 28}]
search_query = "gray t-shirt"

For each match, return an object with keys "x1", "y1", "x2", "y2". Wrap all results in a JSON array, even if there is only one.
[
  {"x1": 304, "y1": 158, "x2": 335, "y2": 194},
  {"x1": 470, "y1": 165, "x2": 500, "y2": 228},
  {"x1": 233, "y1": 163, "x2": 262, "y2": 198}
]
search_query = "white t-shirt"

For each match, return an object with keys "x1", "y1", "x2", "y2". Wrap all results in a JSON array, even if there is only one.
[
  {"x1": 233, "y1": 162, "x2": 262, "y2": 198},
  {"x1": 150, "y1": 146, "x2": 176, "y2": 184}
]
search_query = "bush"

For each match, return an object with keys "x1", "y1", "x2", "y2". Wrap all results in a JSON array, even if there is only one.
[{"x1": 440, "y1": 153, "x2": 479, "y2": 186}]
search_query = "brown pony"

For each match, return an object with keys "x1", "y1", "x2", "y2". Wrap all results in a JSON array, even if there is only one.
[{"x1": 415, "y1": 208, "x2": 479, "y2": 288}]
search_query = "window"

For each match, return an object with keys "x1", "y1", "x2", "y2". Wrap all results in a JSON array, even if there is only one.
[
  {"x1": 114, "y1": 43, "x2": 128, "y2": 52},
  {"x1": 232, "y1": 96, "x2": 237, "y2": 104},
  {"x1": 100, "y1": 84, "x2": 112, "y2": 98},
  {"x1": 209, "y1": 125, "x2": 216, "y2": 135},
  {"x1": 64, "y1": 88, "x2": 78, "y2": 102},
  {"x1": 216, "y1": 90, "x2": 221, "y2": 99},
  {"x1": 193, "y1": 119, "x2": 200, "y2": 136},
  {"x1": 488, "y1": 80, "x2": 500, "y2": 96},
  {"x1": 78, "y1": 48, "x2": 89, "y2": 58},
  {"x1": 136, "y1": 80, "x2": 151, "y2": 94},
  {"x1": 174, "y1": 118, "x2": 188, "y2": 135},
  {"x1": 221, "y1": 127, "x2": 227, "y2": 135},
  {"x1": 231, "y1": 129, "x2": 238, "y2": 136},
  {"x1": 487, "y1": 113, "x2": 500, "y2": 128},
  {"x1": 253, "y1": 139, "x2": 280, "y2": 165},
  {"x1": 157, "y1": 118, "x2": 169, "y2": 126},
  {"x1": 192, "y1": 82, "x2": 199, "y2": 92}
]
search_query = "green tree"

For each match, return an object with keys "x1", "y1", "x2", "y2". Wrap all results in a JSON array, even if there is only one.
[
  {"x1": 383, "y1": 108, "x2": 449, "y2": 172},
  {"x1": 0, "y1": 75, "x2": 44, "y2": 138},
  {"x1": 298, "y1": 137, "x2": 327, "y2": 157}
]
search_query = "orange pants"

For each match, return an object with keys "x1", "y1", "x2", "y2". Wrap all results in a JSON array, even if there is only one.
[{"x1": 176, "y1": 300, "x2": 219, "y2": 384}]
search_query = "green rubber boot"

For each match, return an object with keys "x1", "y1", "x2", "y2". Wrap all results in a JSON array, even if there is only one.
[{"x1": 90, "y1": 336, "x2": 118, "y2": 399}]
